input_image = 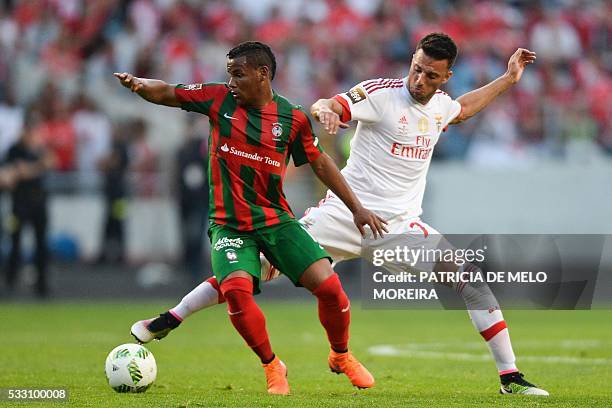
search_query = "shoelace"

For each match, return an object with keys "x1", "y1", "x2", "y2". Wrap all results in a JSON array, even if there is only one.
[{"x1": 506, "y1": 373, "x2": 536, "y2": 387}]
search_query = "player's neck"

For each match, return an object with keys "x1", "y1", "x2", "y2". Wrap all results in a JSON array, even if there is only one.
[
  {"x1": 408, "y1": 89, "x2": 433, "y2": 106},
  {"x1": 249, "y1": 87, "x2": 274, "y2": 109}
]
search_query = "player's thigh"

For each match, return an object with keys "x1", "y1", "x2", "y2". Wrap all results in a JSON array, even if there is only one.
[
  {"x1": 259, "y1": 219, "x2": 332, "y2": 287},
  {"x1": 208, "y1": 224, "x2": 262, "y2": 292},
  {"x1": 300, "y1": 194, "x2": 362, "y2": 262}
]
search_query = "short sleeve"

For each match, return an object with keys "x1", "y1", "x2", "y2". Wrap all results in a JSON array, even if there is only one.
[
  {"x1": 174, "y1": 82, "x2": 228, "y2": 115},
  {"x1": 437, "y1": 91, "x2": 462, "y2": 130},
  {"x1": 333, "y1": 79, "x2": 389, "y2": 123},
  {"x1": 290, "y1": 109, "x2": 324, "y2": 167}
]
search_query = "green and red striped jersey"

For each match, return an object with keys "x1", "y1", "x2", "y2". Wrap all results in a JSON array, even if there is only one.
[{"x1": 175, "y1": 82, "x2": 324, "y2": 231}]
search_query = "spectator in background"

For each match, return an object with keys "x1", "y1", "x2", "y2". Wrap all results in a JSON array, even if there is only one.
[
  {"x1": 4, "y1": 124, "x2": 56, "y2": 298},
  {"x1": 129, "y1": 119, "x2": 157, "y2": 197},
  {"x1": 35, "y1": 89, "x2": 77, "y2": 173},
  {"x1": 97, "y1": 125, "x2": 129, "y2": 264},
  {"x1": 175, "y1": 118, "x2": 209, "y2": 282},
  {"x1": 0, "y1": 162, "x2": 18, "y2": 279},
  {"x1": 72, "y1": 92, "x2": 111, "y2": 190},
  {"x1": 0, "y1": 85, "x2": 24, "y2": 162},
  {"x1": 530, "y1": 8, "x2": 582, "y2": 63},
  {"x1": 0, "y1": 84, "x2": 22, "y2": 276}
]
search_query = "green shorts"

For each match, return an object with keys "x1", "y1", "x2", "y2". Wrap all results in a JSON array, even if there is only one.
[{"x1": 208, "y1": 219, "x2": 331, "y2": 294}]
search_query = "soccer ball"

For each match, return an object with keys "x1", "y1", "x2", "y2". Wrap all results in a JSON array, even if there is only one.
[{"x1": 105, "y1": 343, "x2": 157, "y2": 393}]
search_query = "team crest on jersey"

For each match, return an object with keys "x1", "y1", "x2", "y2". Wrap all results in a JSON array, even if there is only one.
[
  {"x1": 346, "y1": 87, "x2": 366, "y2": 104},
  {"x1": 418, "y1": 117, "x2": 429, "y2": 133},
  {"x1": 434, "y1": 114, "x2": 443, "y2": 132},
  {"x1": 271, "y1": 122, "x2": 283, "y2": 140},
  {"x1": 184, "y1": 83, "x2": 202, "y2": 91}
]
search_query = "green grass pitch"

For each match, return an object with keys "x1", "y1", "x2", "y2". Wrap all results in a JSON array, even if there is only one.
[{"x1": 1, "y1": 302, "x2": 611, "y2": 407}]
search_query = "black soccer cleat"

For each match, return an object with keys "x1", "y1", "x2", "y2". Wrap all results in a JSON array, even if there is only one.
[
  {"x1": 500, "y1": 372, "x2": 549, "y2": 396},
  {"x1": 130, "y1": 312, "x2": 181, "y2": 344}
]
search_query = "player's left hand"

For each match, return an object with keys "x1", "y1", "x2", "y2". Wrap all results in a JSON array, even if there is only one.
[
  {"x1": 313, "y1": 105, "x2": 349, "y2": 135},
  {"x1": 352, "y1": 207, "x2": 388, "y2": 239},
  {"x1": 506, "y1": 48, "x2": 536, "y2": 84}
]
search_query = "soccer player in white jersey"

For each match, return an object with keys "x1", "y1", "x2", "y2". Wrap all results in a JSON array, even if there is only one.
[{"x1": 131, "y1": 33, "x2": 548, "y2": 396}]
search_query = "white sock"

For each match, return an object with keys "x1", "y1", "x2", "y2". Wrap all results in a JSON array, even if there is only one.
[
  {"x1": 454, "y1": 264, "x2": 518, "y2": 374},
  {"x1": 170, "y1": 279, "x2": 220, "y2": 320},
  {"x1": 467, "y1": 309, "x2": 518, "y2": 373}
]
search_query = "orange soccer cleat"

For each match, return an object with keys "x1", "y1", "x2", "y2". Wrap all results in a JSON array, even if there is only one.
[
  {"x1": 262, "y1": 356, "x2": 290, "y2": 395},
  {"x1": 328, "y1": 349, "x2": 375, "y2": 389}
]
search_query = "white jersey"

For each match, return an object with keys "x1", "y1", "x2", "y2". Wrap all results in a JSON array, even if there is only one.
[{"x1": 334, "y1": 78, "x2": 462, "y2": 219}]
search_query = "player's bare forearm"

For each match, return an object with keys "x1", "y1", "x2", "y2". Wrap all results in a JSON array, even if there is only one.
[
  {"x1": 451, "y1": 48, "x2": 536, "y2": 124},
  {"x1": 311, "y1": 98, "x2": 343, "y2": 118},
  {"x1": 309, "y1": 153, "x2": 387, "y2": 238},
  {"x1": 310, "y1": 99, "x2": 348, "y2": 135},
  {"x1": 310, "y1": 153, "x2": 360, "y2": 213},
  {"x1": 113, "y1": 73, "x2": 180, "y2": 107},
  {"x1": 452, "y1": 74, "x2": 515, "y2": 123}
]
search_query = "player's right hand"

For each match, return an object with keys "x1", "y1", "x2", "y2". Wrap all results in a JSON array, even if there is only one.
[
  {"x1": 113, "y1": 72, "x2": 144, "y2": 92},
  {"x1": 352, "y1": 206, "x2": 388, "y2": 239},
  {"x1": 313, "y1": 106, "x2": 349, "y2": 135}
]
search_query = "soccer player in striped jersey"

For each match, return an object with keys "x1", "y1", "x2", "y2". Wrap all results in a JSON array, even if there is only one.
[
  {"x1": 115, "y1": 41, "x2": 387, "y2": 395},
  {"x1": 130, "y1": 34, "x2": 548, "y2": 396}
]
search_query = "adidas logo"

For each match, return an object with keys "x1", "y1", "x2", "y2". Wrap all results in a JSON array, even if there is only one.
[{"x1": 399, "y1": 115, "x2": 408, "y2": 124}]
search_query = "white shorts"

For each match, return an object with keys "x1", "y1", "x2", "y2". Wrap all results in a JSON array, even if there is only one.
[
  {"x1": 261, "y1": 193, "x2": 447, "y2": 281},
  {"x1": 300, "y1": 193, "x2": 444, "y2": 273}
]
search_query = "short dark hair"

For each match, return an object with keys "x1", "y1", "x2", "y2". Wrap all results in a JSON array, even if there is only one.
[
  {"x1": 416, "y1": 33, "x2": 458, "y2": 68},
  {"x1": 227, "y1": 41, "x2": 277, "y2": 80}
]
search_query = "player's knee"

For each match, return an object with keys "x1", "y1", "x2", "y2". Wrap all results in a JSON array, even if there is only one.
[
  {"x1": 312, "y1": 273, "x2": 347, "y2": 302},
  {"x1": 219, "y1": 276, "x2": 253, "y2": 298},
  {"x1": 300, "y1": 258, "x2": 334, "y2": 291}
]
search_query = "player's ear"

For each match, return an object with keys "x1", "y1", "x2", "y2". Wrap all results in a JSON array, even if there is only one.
[
  {"x1": 442, "y1": 70, "x2": 453, "y2": 84},
  {"x1": 259, "y1": 66, "x2": 270, "y2": 81}
]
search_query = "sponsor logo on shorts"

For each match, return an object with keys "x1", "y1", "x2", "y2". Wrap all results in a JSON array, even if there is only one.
[
  {"x1": 226, "y1": 249, "x2": 238, "y2": 263},
  {"x1": 214, "y1": 237, "x2": 243, "y2": 251}
]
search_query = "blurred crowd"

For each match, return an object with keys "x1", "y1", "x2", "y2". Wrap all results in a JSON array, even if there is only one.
[{"x1": 0, "y1": 0, "x2": 609, "y2": 174}]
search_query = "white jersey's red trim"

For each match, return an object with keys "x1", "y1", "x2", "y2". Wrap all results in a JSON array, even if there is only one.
[{"x1": 364, "y1": 78, "x2": 404, "y2": 94}]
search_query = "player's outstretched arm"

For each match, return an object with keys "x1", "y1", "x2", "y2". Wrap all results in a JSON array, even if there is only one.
[
  {"x1": 309, "y1": 152, "x2": 387, "y2": 238},
  {"x1": 450, "y1": 48, "x2": 536, "y2": 124},
  {"x1": 113, "y1": 72, "x2": 181, "y2": 107},
  {"x1": 310, "y1": 98, "x2": 349, "y2": 135}
]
